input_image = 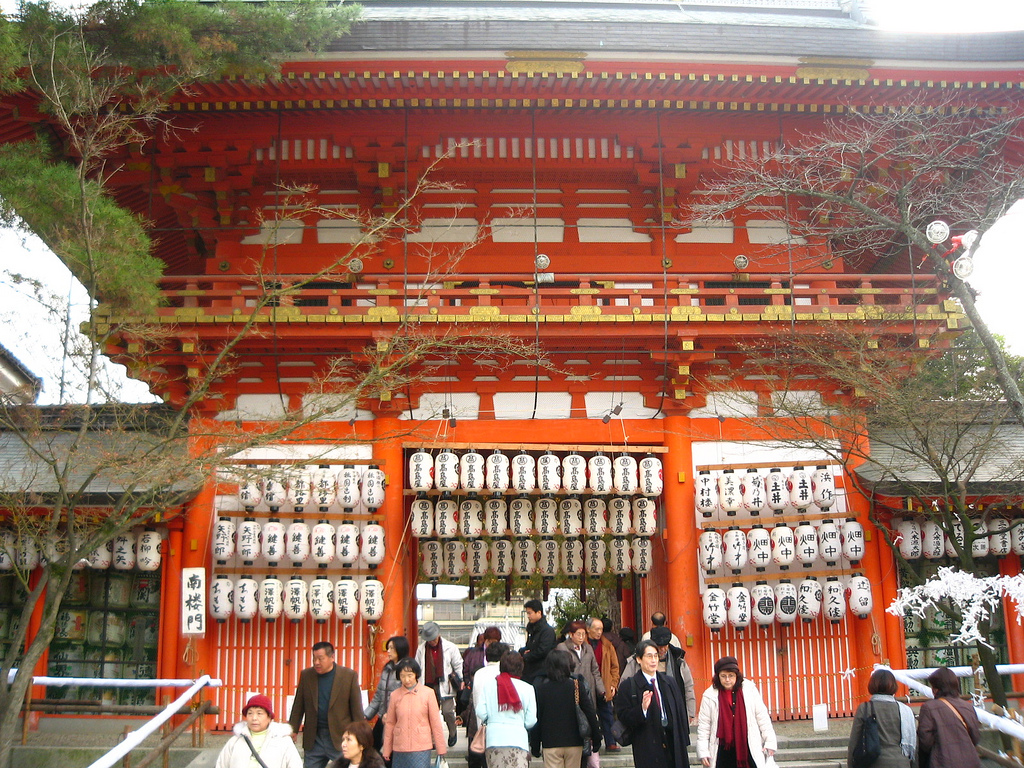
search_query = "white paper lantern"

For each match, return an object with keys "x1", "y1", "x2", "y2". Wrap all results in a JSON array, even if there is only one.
[
  {"x1": 698, "y1": 529, "x2": 724, "y2": 573},
  {"x1": 460, "y1": 450, "x2": 485, "y2": 493},
  {"x1": 824, "y1": 576, "x2": 845, "y2": 624},
  {"x1": 284, "y1": 578, "x2": 308, "y2": 623},
  {"x1": 897, "y1": 518, "x2": 922, "y2": 561},
  {"x1": 722, "y1": 527, "x2": 748, "y2": 573},
  {"x1": 751, "y1": 582, "x2": 776, "y2": 626},
  {"x1": 443, "y1": 540, "x2": 467, "y2": 579},
  {"x1": 0, "y1": 532, "x2": 13, "y2": 571},
  {"x1": 88, "y1": 540, "x2": 112, "y2": 569},
  {"x1": 608, "y1": 496, "x2": 631, "y2": 535},
  {"x1": 409, "y1": 451, "x2": 434, "y2": 492},
  {"x1": 726, "y1": 584, "x2": 751, "y2": 631},
  {"x1": 336, "y1": 523, "x2": 360, "y2": 567},
  {"x1": 361, "y1": 523, "x2": 386, "y2": 567},
  {"x1": 747, "y1": 526, "x2": 772, "y2": 572},
  {"x1": 741, "y1": 469, "x2": 765, "y2": 514},
  {"x1": 335, "y1": 579, "x2": 358, "y2": 622},
  {"x1": 535, "y1": 497, "x2": 559, "y2": 536},
  {"x1": 311, "y1": 465, "x2": 336, "y2": 510},
  {"x1": 459, "y1": 498, "x2": 484, "y2": 538},
  {"x1": 361, "y1": 579, "x2": 385, "y2": 623},
  {"x1": 408, "y1": 497, "x2": 434, "y2": 539},
  {"x1": 797, "y1": 577, "x2": 822, "y2": 622},
  {"x1": 112, "y1": 533, "x2": 135, "y2": 571},
  {"x1": 632, "y1": 497, "x2": 657, "y2": 536},
  {"x1": 467, "y1": 539, "x2": 489, "y2": 578},
  {"x1": 695, "y1": 471, "x2": 717, "y2": 517},
  {"x1": 770, "y1": 523, "x2": 795, "y2": 568},
  {"x1": 237, "y1": 474, "x2": 263, "y2": 510},
  {"x1": 538, "y1": 539, "x2": 560, "y2": 577},
  {"x1": 631, "y1": 536, "x2": 652, "y2": 576},
  {"x1": 210, "y1": 576, "x2": 233, "y2": 623},
  {"x1": 717, "y1": 470, "x2": 741, "y2": 515},
  {"x1": 537, "y1": 452, "x2": 561, "y2": 493},
  {"x1": 338, "y1": 465, "x2": 361, "y2": 509},
  {"x1": 584, "y1": 498, "x2": 607, "y2": 536},
  {"x1": 262, "y1": 474, "x2": 287, "y2": 512},
  {"x1": 639, "y1": 455, "x2": 664, "y2": 497},
  {"x1": 613, "y1": 454, "x2": 639, "y2": 495},
  {"x1": 765, "y1": 468, "x2": 787, "y2": 512},
  {"x1": 511, "y1": 451, "x2": 536, "y2": 494},
  {"x1": 847, "y1": 575, "x2": 873, "y2": 619},
  {"x1": 420, "y1": 540, "x2": 443, "y2": 581},
  {"x1": 510, "y1": 497, "x2": 534, "y2": 537},
  {"x1": 610, "y1": 537, "x2": 631, "y2": 576},
  {"x1": 287, "y1": 467, "x2": 312, "y2": 511},
  {"x1": 794, "y1": 522, "x2": 819, "y2": 567},
  {"x1": 137, "y1": 530, "x2": 162, "y2": 572},
  {"x1": 561, "y1": 538, "x2": 584, "y2": 576},
  {"x1": 989, "y1": 517, "x2": 1011, "y2": 558},
  {"x1": 237, "y1": 518, "x2": 261, "y2": 564},
  {"x1": 435, "y1": 450, "x2": 460, "y2": 491},
  {"x1": 362, "y1": 466, "x2": 387, "y2": 511},
  {"x1": 923, "y1": 519, "x2": 947, "y2": 559},
  {"x1": 971, "y1": 518, "x2": 990, "y2": 558},
  {"x1": 261, "y1": 520, "x2": 286, "y2": 566},
  {"x1": 514, "y1": 538, "x2": 537, "y2": 577},
  {"x1": 234, "y1": 576, "x2": 258, "y2": 622},
  {"x1": 817, "y1": 520, "x2": 842, "y2": 566},
  {"x1": 588, "y1": 453, "x2": 613, "y2": 495},
  {"x1": 560, "y1": 497, "x2": 584, "y2": 537},
  {"x1": 485, "y1": 451, "x2": 511, "y2": 493},
  {"x1": 435, "y1": 495, "x2": 459, "y2": 539},
  {"x1": 947, "y1": 520, "x2": 965, "y2": 558},
  {"x1": 585, "y1": 538, "x2": 607, "y2": 577},
  {"x1": 308, "y1": 521, "x2": 335, "y2": 567},
  {"x1": 775, "y1": 580, "x2": 798, "y2": 624},
  {"x1": 213, "y1": 517, "x2": 236, "y2": 563},
  {"x1": 484, "y1": 498, "x2": 508, "y2": 537},
  {"x1": 788, "y1": 466, "x2": 813, "y2": 509},
  {"x1": 811, "y1": 466, "x2": 836, "y2": 510},
  {"x1": 309, "y1": 578, "x2": 333, "y2": 623},
  {"x1": 287, "y1": 521, "x2": 311, "y2": 565},
  {"x1": 702, "y1": 587, "x2": 727, "y2": 632},
  {"x1": 562, "y1": 453, "x2": 587, "y2": 493},
  {"x1": 259, "y1": 578, "x2": 284, "y2": 622},
  {"x1": 841, "y1": 519, "x2": 866, "y2": 562},
  {"x1": 491, "y1": 539, "x2": 514, "y2": 576}
]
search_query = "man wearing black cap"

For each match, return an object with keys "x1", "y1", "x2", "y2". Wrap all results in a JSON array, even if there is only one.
[
  {"x1": 621, "y1": 627, "x2": 695, "y2": 725},
  {"x1": 415, "y1": 621, "x2": 463, "y2": 747}
]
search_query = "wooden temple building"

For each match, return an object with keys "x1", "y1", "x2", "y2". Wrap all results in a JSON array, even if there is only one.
[{"x1": 2, "y1": 0, "x2": 1024, "y2": 727}]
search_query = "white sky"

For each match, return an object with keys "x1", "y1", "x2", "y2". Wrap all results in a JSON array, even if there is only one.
[{"x1": 2, "y1": 0, "x2": 1023, "y2": 402}]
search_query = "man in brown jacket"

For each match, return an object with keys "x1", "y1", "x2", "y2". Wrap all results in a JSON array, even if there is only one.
[
  {"x1": 289, "y1": 641, "x2": 365, "y2": 768},
  {"x1": 588, "y1": 616, "x2": 621, "y2": 752}
]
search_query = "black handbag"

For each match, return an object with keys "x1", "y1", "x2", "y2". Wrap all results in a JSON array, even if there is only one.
[
  {"x1": 851, "y1": 702, "x2": 881, "y2": 768},
  {"x1": 573, "y1": 678, "x2": 593, "y2": 757},
  {"x1": 610, "y1": 718, "x2": 632, "y2": 747}
]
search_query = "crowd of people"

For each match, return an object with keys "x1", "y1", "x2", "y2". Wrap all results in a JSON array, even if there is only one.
[{"x1": 217, "y1": 606, "x2": 985, "y2": 768}]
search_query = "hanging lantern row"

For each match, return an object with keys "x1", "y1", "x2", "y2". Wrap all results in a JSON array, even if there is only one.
[
  {"x1": 213, "y1": 517, "x2": 385, "y2": 568},
  {"x1": 0, "y1": 529, "x2": 163, "y2": 573},
  {"x1": 702, "y1": 574, "x2": 873, "y2": 631},
  {"x1": 420, "y1": 534, "x2": 653, "y2": 581},
  {"x1": 695, "y1": 465, "x2": 836, "y2": 518},
  {"x1": 698, "y1": 519, "x2": 864, "y2": 574},
  {"x1": 409, "y1": 449, "x2": 663, "y2": 497},
  {"x1": 409, "y1": 494, "x2": 658, "y2": 539},
  {"x1": 894, "y1": 516, "x2": 1021, "y2": 560},
  {"x1": 208, "y1": 575, "x2": 385, "y2": 625},
  {"x1": 234, "y1": 465, "x2": 387, "y2": 512}
]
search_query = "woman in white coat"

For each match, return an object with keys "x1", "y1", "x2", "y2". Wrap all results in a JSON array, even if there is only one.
[
  {"x1": 696, "y1": 657, "x2": 777, "y2": 768},
  {"x1": 216, "y1": 694, "x2": 302, "y2": 768}
]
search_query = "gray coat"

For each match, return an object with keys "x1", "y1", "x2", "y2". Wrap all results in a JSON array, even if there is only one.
[
  {"x1": 365, "y1": 661, "x2": 400, "y2": 719},
  {"x1": 847, "y1": 697, "x2": 916, "y2": 768},
  {"x1": 558, "y1": 640, "x2": 604, "y2": 706}
]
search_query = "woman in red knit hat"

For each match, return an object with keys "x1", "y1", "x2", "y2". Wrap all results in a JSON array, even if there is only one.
[{"x1": 216, "y1": 693, "x2": 303, "y2": 768}]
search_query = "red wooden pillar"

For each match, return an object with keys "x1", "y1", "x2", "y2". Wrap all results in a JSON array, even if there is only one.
[{"x1": 998, "y1": 555, "x2": 1024, "y2": 696}]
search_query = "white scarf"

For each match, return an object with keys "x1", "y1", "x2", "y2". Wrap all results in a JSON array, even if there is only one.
[{"x1": 871, "y1": 694, "x2": 917, "y2": 760}]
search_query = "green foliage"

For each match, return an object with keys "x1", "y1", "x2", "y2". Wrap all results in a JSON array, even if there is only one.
[
  {"x1": 0, "y1": 15, "x2": 23, "y2": 93},
  {"x1": 0, "y1": 141, "x2": 162, "y2": 314},
  {"x1": 549, "y1": 591, "x2": 602, "y2": 635},
  {"x1": 919, "y1": 329, "x2": 1024, "y2": 402}
]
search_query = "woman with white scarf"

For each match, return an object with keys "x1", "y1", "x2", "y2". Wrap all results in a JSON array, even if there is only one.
[{"x1": 847, "y1": 669, "x2": 917, "y2": 768}]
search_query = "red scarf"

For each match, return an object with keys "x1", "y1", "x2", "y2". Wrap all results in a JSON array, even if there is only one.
[
  {"x1": 716, "y1": 686, "x2": 749, "y2": 768},
  {"x1": 496, "y1": 672, "x2": 523, "y2": 712},
  {"x1": 425, "y1": 641, "x2": 444, "y2": 686}
]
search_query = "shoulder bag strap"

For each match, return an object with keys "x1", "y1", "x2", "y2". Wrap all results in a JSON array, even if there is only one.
[
  {"x1": 939, "y1": 697, "x2": 971, "y2": 733},
  {"x1": 242, "y1": 734, "x2": 272, "y2": 768}
]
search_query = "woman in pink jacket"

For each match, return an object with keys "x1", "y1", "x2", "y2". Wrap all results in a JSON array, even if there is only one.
[{"x1": 383, "y1": 658, "x2": 447, "y2": 768}]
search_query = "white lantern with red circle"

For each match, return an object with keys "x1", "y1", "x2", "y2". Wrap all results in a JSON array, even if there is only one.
[
  {"x1": 538, "y1": 539, "x2": 560, "y2": 577},
  {"x1": 971, "y1": 518, "x2": 990, "y2": 558},
  {"x1": 817, "y1": 520, "x2": 842, "y2": 566},
  {"x1": 237, "y1": 519, "x2": 261, "y2": 564},
  {"x1": 514, "y1": 538, "x2": 537, "y2": 577},
  {"x1": 560, "y1": 497, "x2": 584, "y2": 537},
  {"x1": 443, "y1": 540, "x2": 466, "y2": 579},
  {"x1": 584, "y1": 498, "x2": 607, "y2": 536},
  {"x1": 284, "y1": 578, "x2": 308, "y2": 623},
  {"x1": 897, "y1": 518, "x2": 922, "y2": 561},
  {"x1": 460, "y1": 450, "x2": 485, "y2": 493},
  {"x1": 467, "y1": 539, "x2": 489, "y2": 578},
  {"x1": 237, "y1": 473, "x2": 263, "y2": 510},
  {"x1": 409, "y1": 451, "x2": 434, "y2": 492},
  {"x1": 361, "y1": 579, "x2": 385, "y2": 623},
  {"x1": 210, "y1": 575, "x2": 233, "y2": 623},
  {"x1": 486, "y1": 451, "x2": 511, "y2": 494},
  {"x1": 639, "y1": 455, "x2": 664, "y2": 497},
  {"x1": 613, "y1": 454, "x2": 639, "y2": 495},
  {"x1": 485, "y1": 498, "x2": 508, "y2": 537},
  {"x1": 137, "y1": 530, "x2": 162, "y2": 571},
  {"x1": 633, "y1": 497, "x2": 657, "y2": 536},
  {"x1": 335, "y1": 579, "x2": 358, "y2": 622},
  {"x1": 990, "y1": 517, "x2": 1011, "y2": 557},
  {"x1": 561, "y1": 538, "x2": 584, "y2": 576},
  {"x1": 491, "y1": 539, "x2": 514, "y2": 576},
  {"x1": 797, "y1": 577, "x2": 822, "y2": 622},
  {"x1": 537, "y1": 452, "x2": 561, "y2": 493},
  {"x1": 608, "y1": 537, "x2": 629, "y2": 576},
  {"x1": 608, "y1": 497, "x2": 631, "y2": 535},
  {"x1": 585, "y1": 538, "x2": 607, "y2": 577},
  {"x1": 261, "y1": 520, "x2": 286, "y2": 565},
  {"x1": 435, "y1": 451, "x2": 460, "y2": 491},
  {"x1": 410, "y1": 497, "x2": 434, "y2": 539},
  {"x1": 510, "y1": 497, "x2": 534, "y2": 537},
  {"x1": 362, "y1": 466, "x2": 387, "y2": 511},
  {"x1": 361, "y1": 523, "x2": 386, "y2": 567},
  {"x1": 336, "y1": 523, "x2": 360, "y2": 567},
  {"x1": 420, "y1": 540, "x2": 443, "y2": 582},
  {"x1": 287, "y1": 467, "x2": 312, "y2": 511},
  {"x1": 535, "y1": 497, "x2": 558, "y2": 536},
  {"x1": 726, "y1": 584, "x2": 751, "y2": 631},
  {"x1": 751, "y1": 582, "x2": 776, "y2": 627},
  {"x1": 923, "y1": 519, "x2": 946, "y2": 559},
  {"x1": 311, "y1": 466, "x2": 336, "y2": 510},
  {"x1": 698, "y1": 529, "x2": 724, "y2": 573},
  {"x1": 788, "y1": 466, "x2": 812, "y2": 509},
  {"x1": 512, "y1": 451, "x2": 536, "y2": 494},
  {"x1": 459, "y1": 498, "x2": 484, "y2": 538},
  {"x1": 287, "y1": 521, "x2": 311, "y2": 565},
  {"x1": 263, "y1": 473, "x2": 287, "y2": 512},
  {"x1": 770, "y1": 523, "x2": 795, "y2": 568},
  {"x1": 310, "y1": 521, "x2": 335, "y2": 567},
  {"x1": 702, "y1": 587, "x2": 727, "y2": 632},
  {"x1": 88, "y1": 540, "x2": 112, "y2": 569},
  {"x1": 235, "y1": 576, "x2": 259, "y2": 622},
  {"x1": 794, "y1": 522, "x2": 819, "y2": 567},
  {"x1": 747, "y1": 526, "x2": 771, "y2": 572},
  {"x1": 259, "y1": 578, "x2": 284, "y2": 622},
  {"x1": 631, "y1": 536, "x2": 652, "y2": 576},
  {"x1": 811, "y1": 465, "x2": 836, "y2": 510},
  {"x1": 213, "y1": 517, "x2": 236, "y2": 563},
  {"x1": 722, "y1": 527, "x2": 748, "y2": 573},
  {"x1": 775, "y1": 580, "x2": 798, "y2": 624},
  {"x1": 435, "y1": 495, "x2": 458, "y2": 539},
  {"x1": 562, "y1": 453, "x2": 587, "y2": 493},
  {"x1": 841, "y1": 519, "x2": 866, "y2": 562},
  {"x1": 824, "y1": 576, "x2": 845, "y2": 624},
  {"x1": 588, "y1": 453, "x2": 613, "y2": 495},
  {"x1": 717, "y1": 470, "x2": 741, "y2": 515},
  {"x1": 741, "y1": 469, "x2": 765, "y2": 514},
  {"x1": 847, "y1": 575, "x2": 873, "y2": 619},
  {"x1": 765, "y1": 468, "x2": 787, "y2": 512},
  {"x1": 696, "y1": 471, "x2": 717, "y2": 517},
  {"x1": 111, "y1": 534, "x2": 134, "y2": 570},
  {"x1": 309, "y1": 578, "x2": 333, "y2": 623},
  {"x1": 338, "y1": 465, "x2": 361, "y2": 509}
]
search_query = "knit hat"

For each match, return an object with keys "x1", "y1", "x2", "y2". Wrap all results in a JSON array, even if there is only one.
[
  {"x1": 420, "y1": 621, "x2": 441, "y2": 641},
  {"x1": 714, "y1": 656, "x2": 740, "y2": 676},
  {"x1": 243, "y1": 693, "x2": 275, "y2": 720},
  {"x1": 650, "y1": 627, "x2": 672, "y2": 646}
]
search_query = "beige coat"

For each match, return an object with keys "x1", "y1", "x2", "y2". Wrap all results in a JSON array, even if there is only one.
[{"x1": 696, "y1": 681, "x2": 777, "y2": 768}]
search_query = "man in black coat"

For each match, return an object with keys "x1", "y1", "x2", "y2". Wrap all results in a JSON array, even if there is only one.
[
  {"x1": 519, "y1": 598, "x2": 556, "y2": 683},
  {"x1": 614, "y1": 640, "x2": 690, "y2": 768}
]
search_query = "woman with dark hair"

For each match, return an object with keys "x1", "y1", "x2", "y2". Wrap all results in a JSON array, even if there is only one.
[
  {"x1": 475, "y1": 651, "x2": 538, "y2": 768},
  {"x1": 383, "y1": 658, "x2": 447, "y2": 768},
  {"x1": 331, "y1": 721, "x2": 386, "y2": 768},
  {"x1": 530, "y1": 650, "x2": 600, "y2": 768},
  {"x1": 917, "y1": 667, "x2": 980, "y2": 768},
  {"x1": 847, "y1": 669, "x2": 916, "y2": 768},
  {"x1": 366, "y1": 636, "x2": 411, "y2": 753},
  {"x1": 696, "y1": 656, "x2": 776, "y2": 768},
  {"x1": 558, "y1": 621, "x2": 604, "y2": 710}
]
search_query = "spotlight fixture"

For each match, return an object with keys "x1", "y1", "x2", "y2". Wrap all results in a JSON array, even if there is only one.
[
  {"x1": 535, "y1": 253, "x2": 550, "y2": 270},
  {"x1": 925, "y1": 220, "x2": 950, "y2": 244}
]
